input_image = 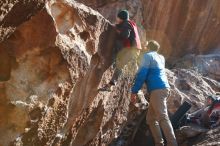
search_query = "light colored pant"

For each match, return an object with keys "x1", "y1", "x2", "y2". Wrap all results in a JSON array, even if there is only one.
[
  {"x1": 146, "y1": 89, "x2": 178, "y2": 146},
  {"x1": 110, "y1": 48, "x2": 139, "y2": 85}
]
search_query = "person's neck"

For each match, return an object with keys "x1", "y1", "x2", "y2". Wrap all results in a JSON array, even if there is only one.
[{"x1": 148, "y1": 50, "x2": 157, "y2": 53}]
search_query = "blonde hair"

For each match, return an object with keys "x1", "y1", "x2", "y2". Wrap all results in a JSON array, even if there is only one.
[{"x1": 146, "y1": 40, "x2": 160, "y2": 51}]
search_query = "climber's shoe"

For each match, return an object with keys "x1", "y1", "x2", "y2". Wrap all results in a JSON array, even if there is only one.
[{"x1": 99, "y1": 84, "x2": 113, "y2": 92}]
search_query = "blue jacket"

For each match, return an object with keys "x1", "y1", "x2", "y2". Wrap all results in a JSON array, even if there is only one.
[{"x1": 131, "y1": 51, "x2": 170, "y2": 93}]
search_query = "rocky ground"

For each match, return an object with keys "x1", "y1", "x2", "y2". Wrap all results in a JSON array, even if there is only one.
[{"x1": 0, "y1": 0, "x2": 220, "y2": 146}]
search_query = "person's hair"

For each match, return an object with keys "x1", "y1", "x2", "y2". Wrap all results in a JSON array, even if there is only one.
[
  {"x1": 117, "y1": 10, "x2": 129, "y2": 20},
  {"x1": 146, "y1": 40, "x2": 160, "y2": 52}
]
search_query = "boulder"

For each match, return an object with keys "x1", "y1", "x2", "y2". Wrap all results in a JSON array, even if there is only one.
[
  {"x1": 167, "y1": 69, "x2": 219, "y2": 114},
  {"x1": 0, "y1": 0, "x2": 120, "y2": 145},
  {"x1": 173, "y1": 54, "x2": 220, "y2": 81},
  {"x1": 192, "y1": 127, "x2": 220, "y2": 146},
  {"x1": 0, "y1": 0, "x2": 220, "y2": 146},
  {"x1": 0, "y1": 0, "x2": 45, "y2": 42},
  {"x1": 0, "y1": 0, "x2": 143, "y2": 146}
]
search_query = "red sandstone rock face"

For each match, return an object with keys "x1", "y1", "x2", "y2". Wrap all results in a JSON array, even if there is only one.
[
  {"x1": 142, "y1": 0, "x2": 220, "y2": 59},
  {"x1": 0, "y1": 0, "x2": 45, "y2": 42},
  {"x1": 77, "y1": 0, "x2": 220, "y2": 60},
  {"x1": 0, "y1": 7, "x2": 71, "y2": 146},
  {"x1": 0, "y1": 0, "x2": 125, "y2": 145},
  {"x1": 0, "y1": 0, "x2": 220, "y2": 146},
  {"x1": 76, "y1": 0, "x2": 220, "y2": 82},
  {"x1": 76, "y1": 0, "x2": 147, "y2": 46},
  {"x1": 76, "y1": 0, "x2": 118, "y2": 8}
]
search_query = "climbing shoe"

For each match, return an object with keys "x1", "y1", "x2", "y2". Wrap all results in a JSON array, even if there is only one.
[{"x1": 99, "y1": 84, "x2": 113, "y2": 92}]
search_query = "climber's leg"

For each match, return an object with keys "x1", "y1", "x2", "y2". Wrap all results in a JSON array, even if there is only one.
[
  {"x1": 99, "y1": 49, "x2": 127, "y2": 92},
  {"x1": 151, "y1": 89, "x2": 178, "y2": 146},
  {"x1": 100, "y1": 48, "x2": 138, "y2": 92},
  {"x1": 147, "y1": 103, "x2": 164, "y2": 146},
  {"x1": 110, "y1": 68, "x2": 123, "y2": 85}
]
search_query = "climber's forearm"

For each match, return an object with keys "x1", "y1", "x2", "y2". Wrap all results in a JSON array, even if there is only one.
[{"x1": 131, "y1": 67, "x2": 148, "y2": 93}]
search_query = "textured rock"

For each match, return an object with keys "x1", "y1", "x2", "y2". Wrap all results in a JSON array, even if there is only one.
[
  {"x1": 173, "y1": 54, "x2": 220, "y2": 81},
  {"x1": 192, "y1": 127, "x2": 220, "y2": 146},
  {"x1": 175, "y1": 126, "x2": 220, "y2": 146},
  {"x1": 76, "y1": 0, "x2": 118, "y2": 8},
  {"x1": 77, "y1": 0, "x2": 220, "y2": 61},
  {"x1": 0, "y1": 0, "x2": 45, "y2": 42},
  {"x1": 0, "y1": 7, "x2": 70, "y2": 146},
  {"x1": 76, "y1": 0, "x2": 147, "y2": 45},
  {"x1": 0, "y1": 0, "x2": 132, "y2": 146},
  {"x1": 142, "y1": 0, "x2": 220, "y2": 59},
  {"x1": 0, "y1": 0, "x2": 220, "y2": 146},
  {"x1": 105, "y1": 69, "x2": 220, "y2": 146},
  {"x1": 167, "y1": 69, "x2": 219, "y2": 113}
]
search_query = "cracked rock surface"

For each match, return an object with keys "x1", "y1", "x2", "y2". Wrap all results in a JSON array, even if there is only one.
[{"x1": 0, "y1": 0, "x2": 220, "y2": 146}]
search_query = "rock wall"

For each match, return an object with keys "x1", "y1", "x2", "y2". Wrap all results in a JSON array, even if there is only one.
[
  {"x1": 0, "y1": 0, "x2": 220, "y2": 146},
  {"x1": 0, "y1": 5, "x2": 70, "y2": 146},
  {"x1": 0, "y1": 0, "x2": 45, "y2": 42},
  {"x1": 78, "y1": 0, "x2": 220, "y2": 60},
  {"x1": 76, "y1": 0, "x2": 147, "y2": 46},
  {"x1": 0, "y1": 0, "x2": 131, "y2": 145},
  {"x1": 173, "y1": 54, "x2": 220, "y2": 81},
  {"x1": 142, "y1": 0, "x2": 220, "y2": 59}
]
